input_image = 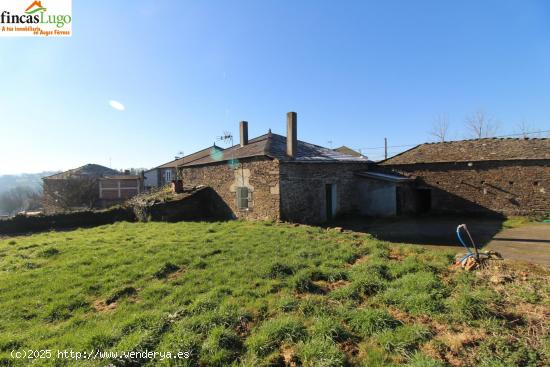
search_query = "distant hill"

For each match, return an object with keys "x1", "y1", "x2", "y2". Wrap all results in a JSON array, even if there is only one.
[{"x1": 0, "y1": 172, "x2": 59, "y2": 194}]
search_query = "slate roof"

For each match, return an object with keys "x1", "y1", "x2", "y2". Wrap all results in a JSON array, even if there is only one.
[
  {"x1": 43, "y1": 164, "x2": 120, "y2": 180},
  {"x1": 381, "y1": 138, "x2": 550, "y2": 165},
  {"x1": 156, "y1": 145, "x2": 224, "y2": 169},
  {"x1": 181, "y1": 133, "x2": 369, "y2": 167},
  {"x1": 335, "y1": 145, "x2": 364, "y2": 157}
]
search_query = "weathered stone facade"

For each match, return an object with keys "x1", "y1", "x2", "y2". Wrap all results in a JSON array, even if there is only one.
[
  {"x1": 279, "y1": 162, "x2": 370, "y2": 223},
  {"x1": 384, "y1": 160, "x2": 549, "y2": 217},
  {"x1": 179, "y1": 157, "x2": 281, "y2": 220},
  {"x1": 179, "y1": 158, "x2": 372, "y2": 223}
]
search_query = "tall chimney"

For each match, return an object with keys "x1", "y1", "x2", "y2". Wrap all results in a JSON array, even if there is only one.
[
  {"x1": 286, "y1": 112, "x2": 297, "y2": 158},
  {"x1": 240, "y1": 121, "x2": 248, "y2": 147}
]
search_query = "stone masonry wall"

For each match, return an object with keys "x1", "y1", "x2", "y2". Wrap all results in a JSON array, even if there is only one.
[
  {"x1": 179, "y1": 157, "x2": 281, "y2": 220},
  {"x1": 384, "y1": 160, "x2": 549, "y2": 217},
  {"x1": 279, "y1": 162, "x2": 370, "y2": 223}
]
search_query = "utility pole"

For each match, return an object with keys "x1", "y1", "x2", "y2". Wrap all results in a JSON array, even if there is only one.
[{"x1": 384, "y1": 138, "x2": 388, "y2": 160}]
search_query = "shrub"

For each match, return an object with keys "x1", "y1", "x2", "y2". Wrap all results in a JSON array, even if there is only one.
[
  {"x1": 347, "y1": 308, "x2": 400, "y2": 337},
  {"x1": 376, "y1": 324, "x2": 431, "y2": 354},
  {"x1": 296, "y1": 338, "x2": 346, "y2": 367},
  {"x1": 246, "y1": 316, "x2": 307, "y2": 357}
]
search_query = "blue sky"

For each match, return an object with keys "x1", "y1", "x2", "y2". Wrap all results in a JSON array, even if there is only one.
[{"x1": 1, "y1": 0, "x2": 550, "y2": 174}]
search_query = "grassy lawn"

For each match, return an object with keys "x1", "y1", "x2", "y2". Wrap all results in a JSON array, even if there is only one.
[{"x1": 0, "y1": 221, "x2": 548, "y2": 366}]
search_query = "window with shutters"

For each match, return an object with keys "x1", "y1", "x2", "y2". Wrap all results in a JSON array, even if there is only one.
[{"x1": 236, "y1": 187, "x2": 250, "y2": 209}]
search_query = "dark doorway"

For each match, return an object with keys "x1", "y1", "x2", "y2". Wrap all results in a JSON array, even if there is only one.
[
  {"x1": 396, "y1": 186, "x2": 402, "y2": 215},
  {"x1": 416, "y1": 189, "x2": 431, "y2": 213},
  {"x1": 325, "y1": 184, "x2": 335, "y2": 220}
]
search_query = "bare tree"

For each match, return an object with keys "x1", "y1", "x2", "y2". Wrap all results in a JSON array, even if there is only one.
[
  {"x1": 429, "y1": 114, "x2": 450, "y2": 142},
  {"x1": 43, "y1": 176, "x2": 99, "y2": 212},
  {"x1": 465, "y1": 110, "x2": 499, "y2": 138},
  {"x1": 516, "y1": 120, "x2": 541, "y2": 138}
]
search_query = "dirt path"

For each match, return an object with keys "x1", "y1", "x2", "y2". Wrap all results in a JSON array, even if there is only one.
[{"x1": 483, "y1": 223, "x2": 550, "y2": 266}]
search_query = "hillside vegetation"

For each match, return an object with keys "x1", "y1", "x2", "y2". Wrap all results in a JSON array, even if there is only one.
[{"x1": 0, "y1": 221, "x2": 548, "y2": 366}]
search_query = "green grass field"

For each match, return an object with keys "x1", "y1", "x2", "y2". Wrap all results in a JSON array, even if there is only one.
[{"x1": 0, "y1": 221, "x2": 548, "y2": 366}]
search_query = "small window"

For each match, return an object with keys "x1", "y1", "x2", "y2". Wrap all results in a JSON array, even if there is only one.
[
  {"x1": 534, "y1": 181, "x2": 539, "y2": 186},
  {"x1": 509, "y1": 181, "x2": 514, "y2": 186},
  {"x1": 236, "y1": 187, "x2": 250, "y2": 209},
  {"x1": 165, "y1": 170, "x2": 172, "y2": 182}
]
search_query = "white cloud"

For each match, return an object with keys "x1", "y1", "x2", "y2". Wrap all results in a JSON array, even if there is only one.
[{"x1": 109, "y1": 100, "x2": 125, "y2": 111}]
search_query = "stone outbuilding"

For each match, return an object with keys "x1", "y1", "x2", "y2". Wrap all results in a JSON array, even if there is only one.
[{"x1": 379, "y1": 138, "x2": 550, "y2": 217}]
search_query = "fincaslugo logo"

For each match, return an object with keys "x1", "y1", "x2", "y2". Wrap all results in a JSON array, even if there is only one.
[{"x1": 0, "y1": 0, "x2": 72, "y2": 37}]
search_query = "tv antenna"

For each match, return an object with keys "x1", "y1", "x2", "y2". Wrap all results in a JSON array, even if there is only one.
[{"x1": 217, "y1": 131, "x2": 233, "y2": 146}]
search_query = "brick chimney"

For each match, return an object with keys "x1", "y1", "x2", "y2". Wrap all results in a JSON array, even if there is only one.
[
  {"x1": 240, "y1": 121, "x2": 248, "y2": 147},
  {"x1": 286, "y1": 112, "x2": 297, "y2": 158}
]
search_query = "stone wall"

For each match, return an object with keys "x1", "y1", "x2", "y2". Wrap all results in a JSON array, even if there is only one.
[
  {"x1": 279, "y1": 162, "x2": 370, "y2": 223},
  {"x1": 1, "y1": 187, "x2": 225, "y2": 235},
  {"x1": 384, "y1": 160, "x2": 549, "y2": 217},
  {"x1": 179, "y1": 157, "x2": 281, "y2": 220},
  {"x1": 133, "y1": 187, "x2": 231, "y2": 222},
  {"x1": 0, "y1": 207, "x2": 135, "y2": 235}
]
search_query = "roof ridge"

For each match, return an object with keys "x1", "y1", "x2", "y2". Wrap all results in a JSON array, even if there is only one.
[{"x1": 423, "y1": 136, "x2": 549, "y2": 145}]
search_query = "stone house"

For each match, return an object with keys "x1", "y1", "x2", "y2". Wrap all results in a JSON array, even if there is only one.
[
  {"x1": 144, "y1": 145, "x2": 224, "y2": 190},
  {"x1": 378, "y1": 138, "x2": 550, "y2": 217},
  {"x1": 178, "y1": 113, "x2": 373, "y2": 223}
]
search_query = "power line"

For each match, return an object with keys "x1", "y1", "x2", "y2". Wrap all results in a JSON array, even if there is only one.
[
  {"x1": 491, "y1": 129, "x2": 550, "y2": 138},
  {"x1": 356, "y1": 129, "x2": 549, "y2": 152},
  {"x1": 357, "y1": 143, "x2": 418, "y2": 150}
]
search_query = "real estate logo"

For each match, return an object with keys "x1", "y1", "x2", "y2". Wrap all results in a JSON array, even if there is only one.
[
  {"x1": 0, "y1": 0, "x2": 72, "y2": 37},
  {"x1": 25, "y1": 1, "x2": 47, "y2": 14}
]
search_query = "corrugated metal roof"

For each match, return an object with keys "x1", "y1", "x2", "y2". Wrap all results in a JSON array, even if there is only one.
[{"x1": 356, "y1": 171, "x2": 411, "y2": 183}]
